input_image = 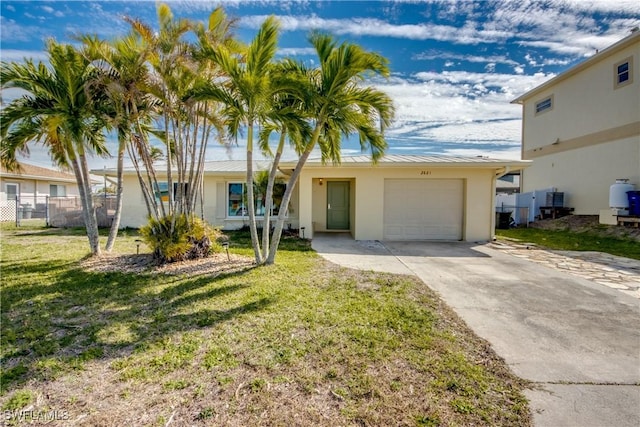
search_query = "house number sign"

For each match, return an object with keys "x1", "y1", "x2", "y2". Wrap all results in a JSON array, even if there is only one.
[{"x1": 420, "y1": 170, "x2": 432, "y2": 175}]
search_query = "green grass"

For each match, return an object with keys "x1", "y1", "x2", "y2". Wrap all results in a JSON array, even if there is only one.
[
  {"x1": 0, "y1": 224, "x2": 531, "y2": 426},
  {"x1": 496, "y1": 227, "x2": 640, "y2": 260}
]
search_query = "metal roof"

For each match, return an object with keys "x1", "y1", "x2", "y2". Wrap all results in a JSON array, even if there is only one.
[
  {"x1": 96, "y1": 160, "x2": 272, "y2": 176},
  {"x1": 95, "y1": 154, "x2": 530, "y2": 176},
  {"x1": 285, "y1": 154, "x2": 530, "y2": 168}
]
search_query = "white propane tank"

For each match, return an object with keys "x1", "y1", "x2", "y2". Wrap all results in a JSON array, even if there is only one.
[{"x1": 609, "y1": 179, "x2": 635, "y2": 209}]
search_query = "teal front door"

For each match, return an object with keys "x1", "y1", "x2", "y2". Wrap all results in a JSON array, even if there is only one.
[{"x1": 327, "y1": 181, "x2": 350, "y2": 230}]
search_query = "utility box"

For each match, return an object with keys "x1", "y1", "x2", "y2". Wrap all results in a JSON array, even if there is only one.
[
  {"x1": 599, "y1": 209, "x2": 622, "y2": 225},
  {"x1": 546, "y1": 192, "x2": 564, "y2": 207}
]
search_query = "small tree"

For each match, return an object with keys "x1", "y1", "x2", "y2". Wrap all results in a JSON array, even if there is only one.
[
  {"x1": 140, "y1": 214, "x2": 221, "y2": 264},
  {"x1": 81, "y1": 31, "x2": 158, "y2": 252}
]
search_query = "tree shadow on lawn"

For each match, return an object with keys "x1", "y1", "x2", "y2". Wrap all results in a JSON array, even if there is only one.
[{"x1": 0, "y1": 260, "x2": 271, "y2": 394}]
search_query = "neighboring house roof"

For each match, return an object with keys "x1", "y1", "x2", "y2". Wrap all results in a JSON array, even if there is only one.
[
  {"x1": 0, "y1": 162, "x2": 77, "y2": 183},
  {"x1": 511, "y1": 30, "x2": 640, "y2": 104}
]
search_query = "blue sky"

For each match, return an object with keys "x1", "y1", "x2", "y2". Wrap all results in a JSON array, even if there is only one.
[{"x1": 2, "y1": 0, "x2": 639, "y2": 169}]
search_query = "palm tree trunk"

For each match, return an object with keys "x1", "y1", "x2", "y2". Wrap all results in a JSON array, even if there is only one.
[
  {"x1": 266, "y1": 147, "x2": 314, "y2": 265},
  {"x1": 266, "y1": 124, "x2": 323, "y2": 265},
  {"x1": 71, "y1": 153, "x2": 101, "y2": 256},
  {"x1": 105, "y1": 139, "x2": 125, "y2": 252},
  {"x1": 128, "y1": 142, "x2": 158, "y2": 222},
  {"x1": 246, "y1": 123, "x2": 262, "y2": 264},
  {"x1": 262, "y1": 131, "x2": 285, "y2": 257}
]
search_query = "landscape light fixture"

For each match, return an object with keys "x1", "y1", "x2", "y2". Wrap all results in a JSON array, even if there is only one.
[{"x1": 222, "y1": 241, "x2": 230, "y2": 261}]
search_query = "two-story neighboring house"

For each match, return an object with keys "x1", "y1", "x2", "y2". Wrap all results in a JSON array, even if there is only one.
[{"x1": 511, "y1": 30, "x2": 640, "y2": 216}]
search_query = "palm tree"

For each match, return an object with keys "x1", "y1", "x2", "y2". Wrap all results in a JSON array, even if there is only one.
[
  {"x1": 115, "y1": 4, "x2": 237, "y2": 264},
  {"x1": 265, "y1": 33, "x2": 395, "y2": 264},
  {"x1": 1, "y1": 40, "x2": 108, "y2": 256},
  {"x1": 257, "y1": 61, "x2": 312, "y2": 257},
  {"x1": 190, "y1": 15, "x2": 281, "y2": 264},
  {"x1": 128, "y1": 3, "x2": 192, "y2": 220},
  {"x1": 130, "y1": 4, "x2": 232, "y2": 220},
  {"x1": 81, "y1": 31, "x2": 158, "y2": 252}
]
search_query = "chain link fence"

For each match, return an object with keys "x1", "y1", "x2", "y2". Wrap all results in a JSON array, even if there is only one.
[{"x1": 1, "y1": 195, "x2": 115, "y2": 228}]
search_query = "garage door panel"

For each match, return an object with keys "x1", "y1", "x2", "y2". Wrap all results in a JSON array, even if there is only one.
[{"x1": 384, "y1": 179, "x2": 463, "y2": 240}]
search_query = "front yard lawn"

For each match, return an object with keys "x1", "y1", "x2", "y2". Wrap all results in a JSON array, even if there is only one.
[{"x1": 0, "y1": 224, "x2": 531, "y2": 426}]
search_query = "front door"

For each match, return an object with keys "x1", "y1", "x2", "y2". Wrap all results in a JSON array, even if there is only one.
[{"x1": 327, "y1": 181, "x2": 350, "y2": 230}]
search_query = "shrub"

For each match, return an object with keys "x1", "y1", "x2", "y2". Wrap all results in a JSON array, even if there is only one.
[{"x1": 140, "y1": 214, "x2": 221, "y2": 264}]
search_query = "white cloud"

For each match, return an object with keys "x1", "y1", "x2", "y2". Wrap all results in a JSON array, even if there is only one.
[
  {"x1": 276, "y1": 47, "x2": 316, "y2": 56},
  {"x1": 0, "y1": 16, "x2": 44, "y2": 43},
  {"x1": 40, "y1": 4, "x2": 65, "y2": 19},
  {"x1": 370, "y1": 70, "x2": 552, "y2": 152},
  {"x1": 241, "y1": 14, "x2": 512, "y2": 44},
  {"x1": 239, "y1": 0, "x2": 639, "y2": 56},
  {"x1": 0, "y1": 49, "x2": 49, "y2": 62},
  {"x1": 413, "y1": 50, "x2": 521, "y2": 67},
  {"x1": 439, "y1": 145, "x2": 522, "y2": 160}
]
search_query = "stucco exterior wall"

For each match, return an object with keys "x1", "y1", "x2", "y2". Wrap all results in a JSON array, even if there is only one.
[
  {"x1": 518, "y1": 36, "x2": 640, "y2": 214},
  {"x1": 298, "y1": 166, "x2": 497, "y2": 242},
  {"x1": 521, "y1": 41, "x2": 639, "y2": 155},
  {"x1": 119, "y1": 173, "x2": 300, "y2": 230},
  {"x1": 0, "y1": 177, "x2": 80, "y2": 202},
  {"x1": 521, "y1": 137, "x2": 640, "y2": 214}
]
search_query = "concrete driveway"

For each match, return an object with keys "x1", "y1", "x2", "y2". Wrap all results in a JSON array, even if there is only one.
[{"x1": 311, "y1": 234, "x2": 640, "y2": 427}]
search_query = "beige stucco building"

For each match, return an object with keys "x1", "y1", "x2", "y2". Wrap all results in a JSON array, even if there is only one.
[
  {"x1": 0, "y1": 162, "x2": 81, "y2": 221},
  {"x1": 105, "y1": 154, "x2": 529, "y2": 242},
  {"x1": 511, "y1": 30, "x2": 640, "y2": 215}
]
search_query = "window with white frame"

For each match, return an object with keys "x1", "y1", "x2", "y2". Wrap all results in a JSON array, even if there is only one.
[
  {"x1": 49, "y1": 184, "x2": 66, "y2": 197},
  {"x1": 227, "y1": 182, "x2": 286, "y2": 217},
  {"x1": 5, "y1": 183, "x2": 19, "y2": 201},
  {"x1": 535, "y1": 95, "x2": 553, "y2": 115},
  {"x1": 614, "y1": 57, "x2": 633, "y2": 88}
]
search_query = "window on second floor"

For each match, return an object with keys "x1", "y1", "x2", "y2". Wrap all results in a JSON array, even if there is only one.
[
  {"x1": 614, "y1": 57, "x2": 633, "y2": 89},
  {"x1": 535, "y1": 95, "x2": 553, "y2": 115}
]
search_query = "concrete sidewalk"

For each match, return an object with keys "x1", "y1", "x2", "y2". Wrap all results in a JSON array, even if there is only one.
[{"x1": 311, "y1": 233, "x2": 640, "y2": 427}]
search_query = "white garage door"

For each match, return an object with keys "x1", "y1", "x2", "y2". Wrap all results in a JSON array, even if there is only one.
[{"x1": 384, "y1": 179, "x2": 463, "y2": 240}]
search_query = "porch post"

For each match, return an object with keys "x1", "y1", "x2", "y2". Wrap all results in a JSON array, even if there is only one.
[{"x1": 297, "y1": 173, "x2": 313, "y2": 239}]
